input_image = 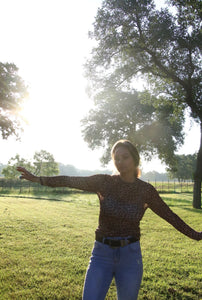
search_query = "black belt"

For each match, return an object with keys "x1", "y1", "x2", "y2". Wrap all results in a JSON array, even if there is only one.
[{"x1": 95, "y1": 233, "x2": 139, "y2": 248}]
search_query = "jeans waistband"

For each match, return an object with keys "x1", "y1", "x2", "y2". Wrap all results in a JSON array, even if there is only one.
[{"x1": 95, "y1": 233, "x2": 139, "y2": 248}]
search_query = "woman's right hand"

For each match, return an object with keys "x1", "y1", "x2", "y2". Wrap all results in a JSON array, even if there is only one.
[{"x1": 16, "y1": 167, "x2": 40, "y2": 183}]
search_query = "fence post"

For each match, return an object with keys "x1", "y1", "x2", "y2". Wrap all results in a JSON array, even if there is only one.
[{"x1": 20, "y1": 182, "x2": 21, "y2": 193}]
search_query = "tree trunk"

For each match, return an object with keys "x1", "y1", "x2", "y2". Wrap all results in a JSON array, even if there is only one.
[{"x1": 193, "y1": 122, "x2": 202, "y2": 209}]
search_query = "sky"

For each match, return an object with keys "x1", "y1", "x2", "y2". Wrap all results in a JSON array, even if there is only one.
[{"x1": 0, "y1": 0, "x2": 200, "y2": 173}]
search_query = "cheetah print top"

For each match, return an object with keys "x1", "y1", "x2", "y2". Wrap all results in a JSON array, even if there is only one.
[{"x1": 40, "y1": 174, "x2": 201, "y2": 240}]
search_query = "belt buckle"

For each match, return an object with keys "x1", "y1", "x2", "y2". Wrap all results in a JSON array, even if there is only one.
[
  {"x1": 105, "y1": 238, "x2": 130, "y2": 248},
  {"x1": 120, "y1": 239, "x2": 125, "y2": 247},
  {"x1": 108, "y1": 239, "x2": 119, "y2": 249},
  {"x1": 103, "y1": 238, "x2": 115, "y2": 248},
  {"x1": 110, "y1": 239, "x2": 129, "y2": 248},
  {"x1": 121, "y1": 239, "x2": 129, "y2": 247},
  {"x1": 108, "y1": 239, "x2": 116, "y2": 248}
]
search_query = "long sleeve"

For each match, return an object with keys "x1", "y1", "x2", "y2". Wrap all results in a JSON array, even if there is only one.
[
  {"x1": 146, "y1": 185, "x2": 201, "y2": 241},
  {"x1": 39, "y1": 174, "x2": 108, "y2": 193}
]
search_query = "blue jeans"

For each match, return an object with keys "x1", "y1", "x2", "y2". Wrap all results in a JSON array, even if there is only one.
[{"x1": 82, "y1": 239, "x2": 143, "y2": 300}]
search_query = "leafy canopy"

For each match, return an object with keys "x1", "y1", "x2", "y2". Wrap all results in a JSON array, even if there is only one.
[
  {"x1": 0, "y1": 63, "x2": 28, "y2": 139},
  {"x1": 82, "y1": 0, "x2": 201, "y2": 169},
  {"x1": 2, "y1": 150, "x2": 59, "y2": 179},
  {"x1": 82, "y1": 89, "x2": 184, "y2": 166},
  {"x1": 167, "y1": 153, "x2": 197, "y2": 181},
  {"x1": 33, "y1": 150, "x2": 59, "y2": 176}
]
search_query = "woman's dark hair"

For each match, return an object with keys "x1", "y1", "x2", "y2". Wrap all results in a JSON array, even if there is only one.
[{"x1": 111, "y1": 140, "x2": 140, "y2": 177}]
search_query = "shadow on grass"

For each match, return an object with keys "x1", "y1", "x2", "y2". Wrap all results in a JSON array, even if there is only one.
[
  {"x1": 1, "y1": 191, "x2": 201, "y2": 212},
  {"x1": 162, "y1": 196, "x2": 202, "y2": 213},
  {"x1": 160, "y1": 191, "x2": 194, "y2": 194},
  {"x1": 162, "y1": 196, "x2": 192, "y2": 206},
  {"x1": 181, "y1": 206, "x2": 202, "y2": 214},
  {"x1": 0, "y1": 194, "x2": 72, "y2": 203},
  {"x1": 0, "y1": 191, "x2": 93, "y2": 204}
]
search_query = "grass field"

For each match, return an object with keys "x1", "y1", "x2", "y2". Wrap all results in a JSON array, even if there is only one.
[{"x1": 0, "y1": 192, "x2": 202, "y2": 299}]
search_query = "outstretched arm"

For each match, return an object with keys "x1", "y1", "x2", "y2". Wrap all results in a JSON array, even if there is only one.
[
  {"x1": 16, "y1": 166, "x2": 108, "y2": 193},
  {"x1": 146, "y1": 185, "x2": 202, "y2": 241}
]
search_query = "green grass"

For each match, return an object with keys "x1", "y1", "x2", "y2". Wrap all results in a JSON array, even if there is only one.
[{"x1": 0, "y1": 192, "x2": 201, "y2": 299}]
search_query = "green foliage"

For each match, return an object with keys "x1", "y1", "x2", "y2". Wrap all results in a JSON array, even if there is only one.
[
  {"x1": 167, "y1": 0, "x2": 202, "y2": 25},
  {"x1": 167, "y1": 153, "x2": 197, "y2": 181},
  {"x1": 141, "y1": 170, "x2": 169, "y2": 182},
  {"x1": 0, "y1": 194, "x2": 201, "y2": 299},
  {"x1": 82, "y1": 89, "x2": 184, "y2": 166},
  {"x1": 85, "y1": 0, "x2": 201, "y2": 121},
  {"x1": 2, "y1": 154, "x2": 33, "y2": 179},
  {"x1": 83, "y1": 0, "x2": 202, "y2": 163},
  {"x1": 33, "y1": 150, "x2": 59, "y2": 176},
  {"x1": 59, "y1": 163, "x2": 79, "y2": 176},
  {"x1": 84, "y1": 0, "x2": 201, "y2": 140},
  {"x1": 83, "y1": 0, "x2": 202, "y2": 207},
  {"x1": 0, "y1": 163, "x2": 6, "y2": 177},
  {"x1": 2, "y1": 150, "x2": 59, "y2": 179},
  {"x1": 0, "y1": 63, "x2": 28, "y2": 139},
  {"x1": 58, "y1": 163, "x2": 112, "y2": 176}
]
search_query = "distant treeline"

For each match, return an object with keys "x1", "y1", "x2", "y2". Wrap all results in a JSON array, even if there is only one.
[
  {"x1": 0, "y1": 163, "x2": 6, "y2": 176},
  {"x1": 1, "y1": 162, "x2": 170, "y2": 182},
  {"x1": 58, "y1": 163, "x2": 112, "y2": 176},
  {"x1": 59, "y1": 164, "x2": 170, "y2": 181},
  {"x1": 140, "y1": 171, "x2": 170, "y2": 182},
  {"x1": 0, "y1": 162, "x2": 112, "y2": 177}
]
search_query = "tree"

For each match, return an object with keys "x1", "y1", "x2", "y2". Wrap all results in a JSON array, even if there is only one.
[
  {"x1": 59, "y1": 163, "x2": 79, "y2": 176},
  {"x1": 33, "y1": 150, "x2": 59, "y2": 176},
  {"x1": 0, "y1": 163, "x2": 6, "y2": 177},
  {"x1": 2, "y1": 154, "x2": 33, "y2": 179},
  {"x1": 82, "y1": 89, "x2": 184, "y2": 166},
  {"x1": 167, "y1": 154, "x2": 197, "y2": 182},
  {"x1": 83, "y1": 0, "x2": 202, "y2": 208},
  {"x1": 0, "y1": 62, "x2": 28, "y2": 139},
  {"x1": 140, "y1": 171, "x2": 169, "y2": 182},
  {"x1": 2, "y1": 150, "x2": 59, "y2": 178}
]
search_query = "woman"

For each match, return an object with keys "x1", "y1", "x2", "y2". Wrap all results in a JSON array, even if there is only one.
[{"x1": 17, "y1": 140, "x2": 202, "y2": 300}]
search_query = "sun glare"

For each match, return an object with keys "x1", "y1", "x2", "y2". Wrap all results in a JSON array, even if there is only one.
[{"x1": 17, "y1": 69, "x2": 94, "y2": 160}]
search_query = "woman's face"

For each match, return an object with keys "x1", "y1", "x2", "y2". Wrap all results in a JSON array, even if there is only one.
[{"x1": 113, "y1": 146, "x2": 136, "y2": 176}]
